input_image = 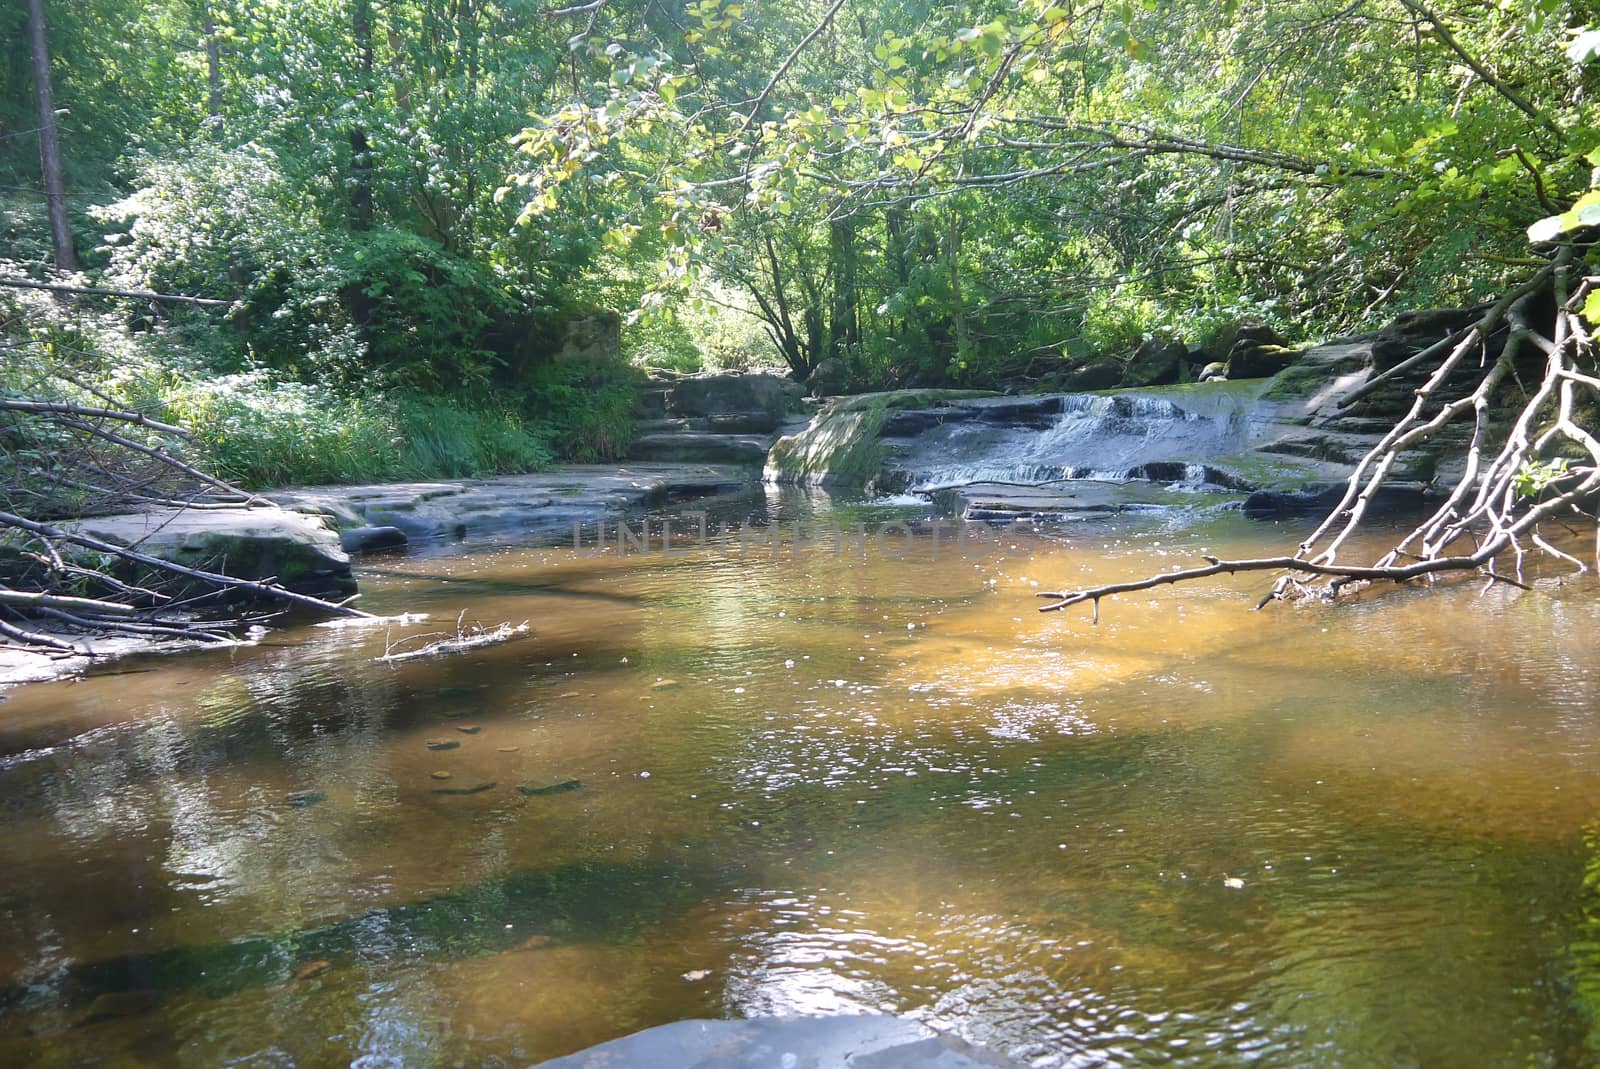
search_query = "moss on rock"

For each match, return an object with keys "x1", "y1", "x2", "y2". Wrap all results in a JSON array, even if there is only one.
[{"x1": 764, "y1": 390, "x2": 996, "y2": 489}]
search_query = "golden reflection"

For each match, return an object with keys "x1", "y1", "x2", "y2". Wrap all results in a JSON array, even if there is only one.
[{"x1": 1, "y1": 513, "x2": 1598, "y2": 1065}]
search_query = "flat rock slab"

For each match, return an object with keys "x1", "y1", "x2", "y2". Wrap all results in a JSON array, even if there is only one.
[
  {"x1": 533, "y1": 1015, "x2": 1020, "y2": 1069},
  {"x1": 72, "y1": 505, "x2": 356, "y2": 601},
  {"x1": 952, "y1": 478, "x2": 1242, "y2": 519},
  {"x1": 278, "y1": 464, "x2": 756, "y2": 545},
  {"x1": 628, "y1": 432, "x2": 774, "y2": 465}
]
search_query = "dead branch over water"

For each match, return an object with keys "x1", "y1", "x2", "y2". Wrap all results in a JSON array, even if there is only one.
[
  {"x1": 1041, "y1": 249, "x2": 1600, "y2": 618},
  {"x1": 1, "y1": 353, "x2": 372, "y2": 658}
]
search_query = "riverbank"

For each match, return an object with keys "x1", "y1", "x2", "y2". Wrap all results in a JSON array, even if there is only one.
[
  {"x1": 0, "y1": 462, "x2": 762, "y2": 690},
  {"x1": 0, "y1": 313, "x2": 1479, "y2": 691}
]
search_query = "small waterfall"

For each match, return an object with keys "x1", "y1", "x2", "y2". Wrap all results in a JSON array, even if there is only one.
[{"x1": 895, "y1": 390, "x2": 1258, "y2": 492}]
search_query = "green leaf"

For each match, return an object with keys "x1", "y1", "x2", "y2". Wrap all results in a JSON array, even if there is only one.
[
  {"x1": 1528, "y1": 189, "x2": 1600, "y2": 242},
  {"x1": 1569, "y1": 29, "x2": 1600, "y2": 65},
  {"x1": 1584, "y1": 290, "x2": 1600, "y2": 326}
]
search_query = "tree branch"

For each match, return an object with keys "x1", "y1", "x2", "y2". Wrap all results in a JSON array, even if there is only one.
[{"x1": 0, "y1": 276, "x2": 231, "y2": 306}]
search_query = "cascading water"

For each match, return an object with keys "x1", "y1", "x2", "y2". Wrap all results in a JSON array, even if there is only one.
[{"x1": 888, "y1": 389, "x2": 1264, "y2": 493}]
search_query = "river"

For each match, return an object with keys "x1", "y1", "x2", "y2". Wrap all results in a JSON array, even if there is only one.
[{"x1": 2, "y1": 490, "x2": 1598, "y2": 1066}]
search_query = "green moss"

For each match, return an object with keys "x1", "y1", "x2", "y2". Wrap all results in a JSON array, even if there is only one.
[{"x1": 765, "y1": 389, "x2": 998, "y2": 488}]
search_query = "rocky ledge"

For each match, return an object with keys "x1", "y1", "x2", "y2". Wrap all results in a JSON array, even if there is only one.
[
  {"x1": 0, "y1": 462, "x2": 759, "y2": 690},
  {"x1": 765, "y1": 309, "x2": 1480, "y2": 522},
  {"x1": 276, "y1": 462, "x2": 755, "y2": 550},
  {"x1": 70, "y1": 505, "x2": 359, "y2": 602}
]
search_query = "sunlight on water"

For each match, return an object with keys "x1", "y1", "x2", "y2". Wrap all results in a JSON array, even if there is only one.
[{"x1": 1, "y1": 506, "x2": 1598, "y2": 1066}]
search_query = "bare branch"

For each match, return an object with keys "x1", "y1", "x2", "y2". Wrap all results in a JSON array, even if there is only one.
[{"x1": 0, "y1": 276, "x2": 231, "y2": 307}]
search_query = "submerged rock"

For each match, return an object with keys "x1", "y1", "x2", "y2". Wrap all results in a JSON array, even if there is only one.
[
  {"x1": 519, "y1": 779, "x2": 583, "y2": 796},
  {"x1": 339, "y1": 525, "x2": 408, "y2": 554},
  {"x1": 432, "y1": 782, "x2": 498, "y2": 796},
  {"x1": 77, "y1": 990, "x2": 160, "y2": 1026},
  {"x1": 530, "y1": 1014, "x2": 1022, "y2": 1069},
  {"x1": 284, "y1": 790, "x2": 326, "y2": 808}
]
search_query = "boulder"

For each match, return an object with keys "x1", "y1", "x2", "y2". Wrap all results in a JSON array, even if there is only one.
[
  {"x1": 340, "y1": 525, "x2": 408, "y2": 554},
  {"x1": 1226, "y1": 342, "x2": 1303, "y2": 379},
  {"x1": 667, "y1": 373, "x2": 801, "y2": 419},
  {"x1": 1201, "y1": 317, "x2": 1290, "y2": 364},
  {"x1": 72, "y1": 506, "x2": 358, "y2": 603},
  {"x1": 1198, "y1": 360, "x2": 1229, "y2": 382},
  {"x1": 805, "y1": 357, "x2": 850, "y2": 397},
  {"x1": 1059, "y1": 359, "x2": 1123, "y2": 392},
  {"x1": 1369, "y1": 304, "x2": 1494, "y2": 372},
  {"x1": 550, "y1": 311, "x2": 621, "y2": 364},
  {"x1": 1121, "y1": 333, "x2": 1188, "y2": 387}
]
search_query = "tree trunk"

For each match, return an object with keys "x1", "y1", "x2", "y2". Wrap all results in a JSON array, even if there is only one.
[
  {"x1": 26, "y1": 0, "x2": 76, "y2": 273},
  {"x1": 202, "y1": 1, "x2": 223, "y2": 127},
  {"x1": 948, "y1": 212, "x2": 969, "y2": 371},
  {"x1": 827, "y1": 217, "x2": 858, "y2": 363},
  {"x1": 762, "y1": 233, "x2": 811, "y2": 376},
  {"x1": 350, "y1": 0, "x2": 376, "y2": 232}
]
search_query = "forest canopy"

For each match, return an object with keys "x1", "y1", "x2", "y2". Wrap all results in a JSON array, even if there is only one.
[{"x1": 3, "y1": 0, "x2": 1595, "y2": 394}]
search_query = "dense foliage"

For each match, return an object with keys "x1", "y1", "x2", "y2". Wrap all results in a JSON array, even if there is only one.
[
  {"x1": 1, "y1": 0, "x2": 1596, "y2": 475},
  {"x1": 504, "y1": 0, "x2": 1599, "y2": 384}
]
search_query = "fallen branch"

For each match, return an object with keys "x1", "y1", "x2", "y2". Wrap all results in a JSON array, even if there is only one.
[
  {"x1": 0, "y1": 586, "x2": 140, "y2": 615},
  {"x1": 0, "y1": 398, "x2": 194, "y2": 439},
  {"x1": 375, "y1": 619, "x2": 530, "y2": 664},
  {"x1": 0, "y1": 276, "x2": 231, "y2": 306},
  {"x1": 1039, "y1": 247, "x2": 1600, "y2": 619},
  {"x1": 1036, "y1": 550, "x2": 1492, "y2": 619}
]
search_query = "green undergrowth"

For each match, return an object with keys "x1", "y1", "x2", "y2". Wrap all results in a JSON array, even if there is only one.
[
  {"x1": 1, "y1": 292, "x2": 641, "y2": 493},
  {"x1": 164, "y1": 379, "x2": 560, "y2": 488}
]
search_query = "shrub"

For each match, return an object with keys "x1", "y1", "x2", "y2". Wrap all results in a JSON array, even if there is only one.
[{"x1": 518, "y1": 357, "x2": 643, "y2": 463}]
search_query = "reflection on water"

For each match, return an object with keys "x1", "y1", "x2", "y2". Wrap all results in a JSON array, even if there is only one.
[{"x1": 1, "y1": 498, "x2": 1599, "y2": 1066}]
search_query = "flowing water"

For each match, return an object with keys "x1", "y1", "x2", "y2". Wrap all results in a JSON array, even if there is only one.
[
  {"x1": 3, "y1": 491, "x2": 1600, "y2": 1067},
  {"x1": 889, "y1": 384, "x2": 1272, "y2": 492}
]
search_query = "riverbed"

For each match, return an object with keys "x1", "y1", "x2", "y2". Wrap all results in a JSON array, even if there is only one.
[{"x1": 2, "y1": 492, "x2": 1598, "y2": 1066}]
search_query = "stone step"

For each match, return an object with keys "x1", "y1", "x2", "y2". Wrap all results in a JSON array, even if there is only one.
[
  {"x1": 635, "y1": 417, "x2": 692, "y2": 434},
  {"x1": 692, "y1": 411, "x2": 783, "y2": 434},
  {"x1": 632, "y1": 388, "x2": 671, "y2": 419},
  {"x1": 626, "y1": 432, "x2": 772, "y2": 465},
  {"x1": 1311, "y1": 415, "x2": 1398, "y2": 434},
  {"x1": 637, "y1": 412, "x2": 786, "y2": 435},
  {"x1": 1259, "y1": 430, "x2": 1381, "y2": 465}
]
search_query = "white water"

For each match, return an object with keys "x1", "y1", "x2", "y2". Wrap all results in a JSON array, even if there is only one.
[{"x1": 894, "y1": 391, "x2": 1263, "y2": 491}]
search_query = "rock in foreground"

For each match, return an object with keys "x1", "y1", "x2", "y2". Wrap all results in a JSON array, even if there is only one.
[
  {"x1": 533, "y1": 1014, "x2": 1020, "y2": 1069},
  {"x1": 72, "y1": 505, "x2": 357, "y2": 602}
]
